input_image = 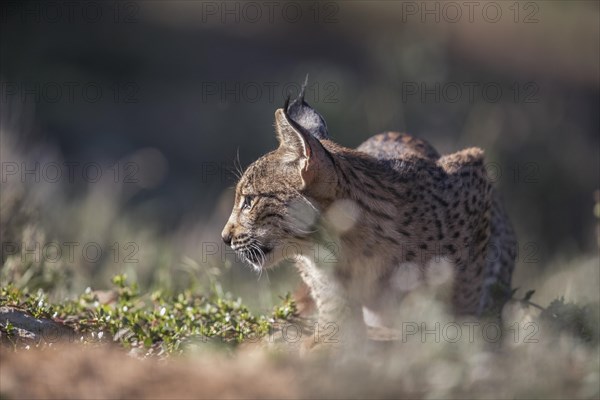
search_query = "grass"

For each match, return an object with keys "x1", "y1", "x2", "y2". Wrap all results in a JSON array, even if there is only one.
[
  {"x1": 1, "y1": 274, "x2": 297, "y2": 356},
  {"x1": 2, "y1": 273, "x2": 599, "y2": 399}
]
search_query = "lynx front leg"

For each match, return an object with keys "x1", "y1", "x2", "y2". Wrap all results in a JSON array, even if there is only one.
[{"x1": 295, "y1": 256, "x2": 365, "y2": 354}]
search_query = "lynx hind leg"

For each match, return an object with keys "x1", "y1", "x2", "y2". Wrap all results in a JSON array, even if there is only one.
[
  {"x1": 478, "y1": 192, "x2": 517, "y2": 315},
  {"x1": 356, "y1": 131, "x2": 440, "y2": 160},
  {"x1": 438, "y1": 148, "x2": 495, "y2": 315},
  {"x1": 438, "y1": 146, "x2": 485, "y2": 172},
  {"x1": 441, "y1": 149, "x2": 517, "y2": 315}
]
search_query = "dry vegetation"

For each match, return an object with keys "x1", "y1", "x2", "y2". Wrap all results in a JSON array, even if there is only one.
[{"x1": 2, "y1": 281, "x2": 599, "y2": 399}]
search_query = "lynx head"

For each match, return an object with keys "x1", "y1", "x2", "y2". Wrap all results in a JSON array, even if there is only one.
[{"x1": 221, "y1": 87, "x2": 337, "y2": 270}]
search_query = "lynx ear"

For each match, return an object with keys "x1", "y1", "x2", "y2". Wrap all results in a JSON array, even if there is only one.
[
  {"x1": 284, "y1": 76, "x2": 330, "y2": 140},
  {"x1": 275, "y1": 108, "x2": 311, "y2": 161},
  {"x1": 274, "y1": 108, "x2": 332, "y2": 187}
]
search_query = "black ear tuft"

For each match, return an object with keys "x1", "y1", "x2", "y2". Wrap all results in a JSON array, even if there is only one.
[{"x1": 284, "y1": 75, "x2": 330, "y2": 140}]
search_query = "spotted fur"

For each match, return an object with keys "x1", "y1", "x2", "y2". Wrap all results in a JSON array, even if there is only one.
[{"x1": 222, "y1": 99, "x2": 516, "y2": 341}]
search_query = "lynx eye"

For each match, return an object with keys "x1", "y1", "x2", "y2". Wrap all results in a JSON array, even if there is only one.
[{"x1": 241, "y1": 195, "x2": 254, "y2": 211}]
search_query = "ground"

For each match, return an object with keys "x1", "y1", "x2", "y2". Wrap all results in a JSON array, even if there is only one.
[{"x1": 1, "y1": 272, "x2": 598, "y2": 399}]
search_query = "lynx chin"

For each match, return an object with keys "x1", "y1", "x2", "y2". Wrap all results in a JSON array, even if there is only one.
[{"x1": 221, "y1": 81, "x2": 516, "y2": 343}]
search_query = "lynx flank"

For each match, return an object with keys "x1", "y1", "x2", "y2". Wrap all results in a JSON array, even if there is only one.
[{"x1": 221, "y1": 85, "x2": 516, "y2": 342}]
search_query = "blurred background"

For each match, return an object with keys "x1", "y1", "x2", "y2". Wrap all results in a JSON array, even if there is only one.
[{"x1": 1, "y1": 1, "x2": 598, "y2": 310}]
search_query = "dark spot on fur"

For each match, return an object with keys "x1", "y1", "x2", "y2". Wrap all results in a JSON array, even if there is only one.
[{"x1": 444, "y1": 244, "x2": 457, "y2": 254}]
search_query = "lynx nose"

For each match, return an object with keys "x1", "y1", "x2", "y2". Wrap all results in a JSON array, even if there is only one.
[{"x1": 221, "y1": 227, "x2": 233, "y2": 246}]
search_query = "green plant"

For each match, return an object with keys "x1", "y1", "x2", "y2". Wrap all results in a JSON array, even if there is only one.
[{"x1": 0, "y1": 273, "x2": 297, "y2": 356}]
